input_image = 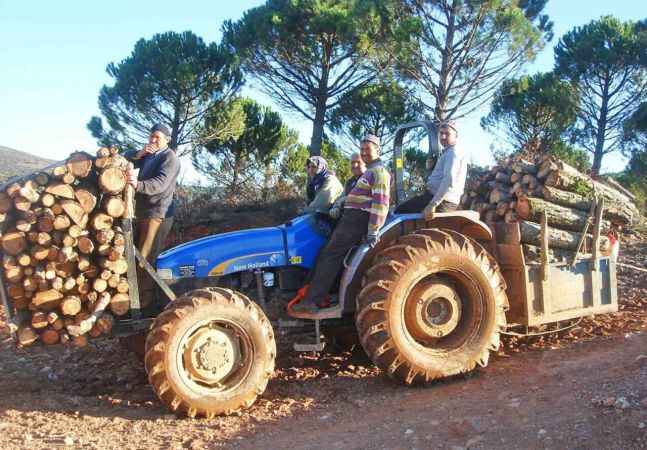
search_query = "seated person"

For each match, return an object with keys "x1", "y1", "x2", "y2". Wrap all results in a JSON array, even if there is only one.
[
  {"x1": 329, "y1": 152, "x2": 366, "y2": 219},
  {"x1": 396, "y1": 120, "x2": 466, "y2": 220},
  {"x1": 290, "y1": 135, "x2": 390, "y2": 316},
  {"x1": 301, "y1": 156, "x2": 343, "y2": 215}
]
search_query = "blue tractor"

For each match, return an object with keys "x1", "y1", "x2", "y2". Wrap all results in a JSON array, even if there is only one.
[
  {"x1": 143, "y1": 121, "x2": 510, "y2": 417},
  {"x1": 2, "y1": 121, "x2": 615, "y2": 418}
]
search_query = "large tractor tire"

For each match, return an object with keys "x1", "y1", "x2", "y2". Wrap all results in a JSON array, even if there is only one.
[
  {"x1": 356, "y1": 228, "x2": 508, "y2": 384},
  {"x1": 144, "y1": 287, "x2": 275, "y2": 418}
]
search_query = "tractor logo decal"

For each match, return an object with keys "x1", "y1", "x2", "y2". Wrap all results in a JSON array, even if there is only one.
[
  {"x1": 208, "y1": 252, "x2": 284, "y2": 276},
  {"x1": 289, "y1": 255, "x2": 302, "y2": 264}
]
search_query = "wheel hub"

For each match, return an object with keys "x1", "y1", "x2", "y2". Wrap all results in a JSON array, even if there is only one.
[
  {"x1": 183, "y1": 325, "x2": 241, "y2": 385},
  {"x1": 406, "y1": 280, "x2": 462, "y2": 340}
]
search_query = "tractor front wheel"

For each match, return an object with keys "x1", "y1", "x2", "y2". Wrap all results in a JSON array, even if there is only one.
[
  {"x1": 356, "y1": 228, "x2": 508, "y2": 384},
  {"x1": 144, "y1": 287, "x2": 275, "y2": 418}
]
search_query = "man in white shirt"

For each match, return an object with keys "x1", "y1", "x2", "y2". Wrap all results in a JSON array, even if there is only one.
[{"x1": 396, "y1": 120, "x2": 467, "y2": 220}]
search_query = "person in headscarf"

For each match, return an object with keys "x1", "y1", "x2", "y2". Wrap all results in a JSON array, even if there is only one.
[{"x1": 302, "y1": 156, "x2": 343, "y2": 215}]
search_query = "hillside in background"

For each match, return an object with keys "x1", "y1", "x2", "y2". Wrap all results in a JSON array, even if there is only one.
[{"x1": 0, "y1": 145, "x2": 54, "y2": 183}]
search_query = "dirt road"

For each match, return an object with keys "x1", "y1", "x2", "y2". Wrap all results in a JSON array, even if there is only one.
[
  {"x1": 0, "y1": 323, "x2": 646, "y2": 450},
  {"x1": 0, "y1": 240, "x2": 645, "y2": 449}
]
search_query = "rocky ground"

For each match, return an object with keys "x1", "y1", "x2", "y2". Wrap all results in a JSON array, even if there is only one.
[{"x1": 0, "y1": 232, "x2": 645, "y2": 450}]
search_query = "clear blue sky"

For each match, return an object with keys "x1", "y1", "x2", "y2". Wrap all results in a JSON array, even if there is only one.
[{"x1": 1, "y1": 0, "x2": 644, "y2": 182}]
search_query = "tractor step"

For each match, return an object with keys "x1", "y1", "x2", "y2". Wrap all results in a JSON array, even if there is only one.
[{"x1": 278, "y1": 318, "x2": 325, "y2": 352}]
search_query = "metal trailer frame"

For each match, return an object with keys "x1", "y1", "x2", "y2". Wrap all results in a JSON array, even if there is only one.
[{"x1": 489, "y1": 199, "x2": 618, "y2": 327}]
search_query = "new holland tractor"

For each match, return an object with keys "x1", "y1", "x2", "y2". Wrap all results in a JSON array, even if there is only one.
[{"x1": 0, "y1": 121, "x2": 617, "y2": 418}]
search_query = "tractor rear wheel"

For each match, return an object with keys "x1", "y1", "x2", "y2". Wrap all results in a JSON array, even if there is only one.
[
  {"x1": 356, "y1": 228, "x2": 508, "y2": 384},
  {"x1": 144, "y1": 287, "x2": 275, "y2": 418}
]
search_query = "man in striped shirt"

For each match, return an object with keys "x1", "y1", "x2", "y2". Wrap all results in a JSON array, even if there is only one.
[{"x1": 290, "y1": 135, "x2": 391, "y2": 316}]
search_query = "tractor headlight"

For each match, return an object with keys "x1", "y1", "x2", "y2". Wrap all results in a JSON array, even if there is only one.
[{"x1": 156, "y1": 268, "x2": 174, "y2": 280}]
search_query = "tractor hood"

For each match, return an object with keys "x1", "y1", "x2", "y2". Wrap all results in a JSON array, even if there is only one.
[
  {"x1": 156, "y1": 226, "x2": 288, "y2": 279},
  {"x1": 155, "y1": 215, "x2": 328, "y2": 280}
]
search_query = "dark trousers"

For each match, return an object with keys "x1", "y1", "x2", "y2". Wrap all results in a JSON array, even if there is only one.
[
  {"x1": 302, "y1": 209, "x2": 369, "y2": 305},
  {"x1": 395, "y1": 191, "x2": 458, "y2": 214}
]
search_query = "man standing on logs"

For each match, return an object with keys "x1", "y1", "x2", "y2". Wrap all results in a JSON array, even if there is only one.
[
  {"x1": 396, "y1": 120, "x2": 467, "y2": 220},
  {"x1": 125, "y1": 123, "x2": 180, "y2": 263}
]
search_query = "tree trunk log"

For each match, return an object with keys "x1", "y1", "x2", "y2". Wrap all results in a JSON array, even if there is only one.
[
  {"x1": 60, "y1": 200, "x2": 88, "y2": 228},
  {"x1": 516, "y1": 196, "x2": 610, "y2": 232},
  {"x1": 101, "y1": 196, "x2": 125, "y2": 218},
  {"x1": 61, "y1": 296, "x2": 82, "y2": 316},
  {"x1": 519, "y1": 220, "x2": 610, "y2": 251},
  {"x1": 98, "y1": 168, "x2": 126, "y2": 194},
  {"x1": 74, "y1": 189, "x2": 97, "y2": 213},
  {"x1": 45, "y1": 183, "x2": 75, "y2": 199},
  {"x1": 541, "y1": 185, "x2": 634, "y2": 225},
  {"x1": 2, "y1": 231, "x2": 27, "y2": 255},
  {"x1": 66, "y1": 152, "x2": 93, "y2": 178},
  {"x1": 110, "y1": 293, "x2": 130, "y2": 316}
]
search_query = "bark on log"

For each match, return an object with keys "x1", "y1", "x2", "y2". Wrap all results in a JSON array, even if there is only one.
[
  {"x1": 519, "y1": 220, "x2": 610, "y2": 251},
  {"x1": 77, "y1": 236, "x2": 95, "y2": 254},
  {"x1": 0, "y1": 193, "x2": 12, "y2": 213},
  {"x1": 516, "y1": 196, "x2": 610, "y2": 232},
  {"x1": 41, "y1": 328, "x2": 60, "y2": 345},
  {"x1": 540, "y1": 185, "x2": 633, "y2": 225},
  {"x1": 543, "y1": 160, "x2": 637, "y2": 220},
  {"x1": 35, "y1": 172, "x2": 49, "y2": 186},
  {"x1": 66, "y1": 152, "x2": 93, "y2": 178},
  {"x1": 2, "y1": 231, "x2": 27, "y2": 255}
]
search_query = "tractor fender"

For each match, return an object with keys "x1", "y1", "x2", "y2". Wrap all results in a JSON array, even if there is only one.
[{"x1": 338, "y1": 211, "x2": 492, "y2": 312}]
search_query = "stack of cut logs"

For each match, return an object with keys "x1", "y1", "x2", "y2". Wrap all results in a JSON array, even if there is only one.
[
  {"x1": 461, "y1": 154, "x2": 638, "y2": 262},
  {"x1": 0, "y1": 148, "x2": 132, "y2": 347}
]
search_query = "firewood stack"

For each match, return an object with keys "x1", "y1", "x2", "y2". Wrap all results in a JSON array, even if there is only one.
[
  {"x1": 0, "y1": 148, "x2": 132, "y2": 347},
  {"x1": 460, "y1": 154, "x2": 639, "y2": 262}
]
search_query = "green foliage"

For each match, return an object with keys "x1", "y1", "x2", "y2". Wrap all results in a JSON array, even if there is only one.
[
  {"x1": 88, "y1": 31, "x2": 242, "y2": 153},
  {"x1": 402, "y1": 147, "x2": 427, "y2": 192},
  {"x1": 613, "y1": 156, "x2": 647, "y2": 214},
  {"x1": 386, "y1": 0, "x2": 553, "y2": 120},
  {"x1": 329, "y1": 79, "x2": 423, "y2": 150},
  {"x1": 279, "y1": 139, "x2": 352, "y2": 196},
  {"x1": 623, "y1": 101, "x2": 647, "y2": 157},
  {"x1": 481, "y1": 72, "x2": 578, "y2": 153},
  {"x1": 554, "y1": 16, "x2": 647, "y2": 175},
  {"x1": 192, "y1": 97, "x2": 298, "y2": 202},
  {"x1": 223, "y1": 0, "x2": 390, "y2": 155}
]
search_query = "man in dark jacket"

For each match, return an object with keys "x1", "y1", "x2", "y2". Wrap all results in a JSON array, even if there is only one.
[{"x1": 125, "y1": 123, "x2": 181, "y2": 263}]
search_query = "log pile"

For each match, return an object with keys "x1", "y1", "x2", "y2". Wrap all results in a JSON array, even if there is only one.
[
  {"x1": 0, "y1": 148, "x2": 131, "y2": 347},
  {"x1": 461, "y1": 154, "x2": 639, "y2": 262}
]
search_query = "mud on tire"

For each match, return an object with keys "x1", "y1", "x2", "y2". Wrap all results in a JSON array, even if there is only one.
[
  {"x1": 356, "y1": 228, "x2": 508, "y2": 384},
  {"x1": 144, "y1": 287, "x2": 276, "y2": 418}
]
